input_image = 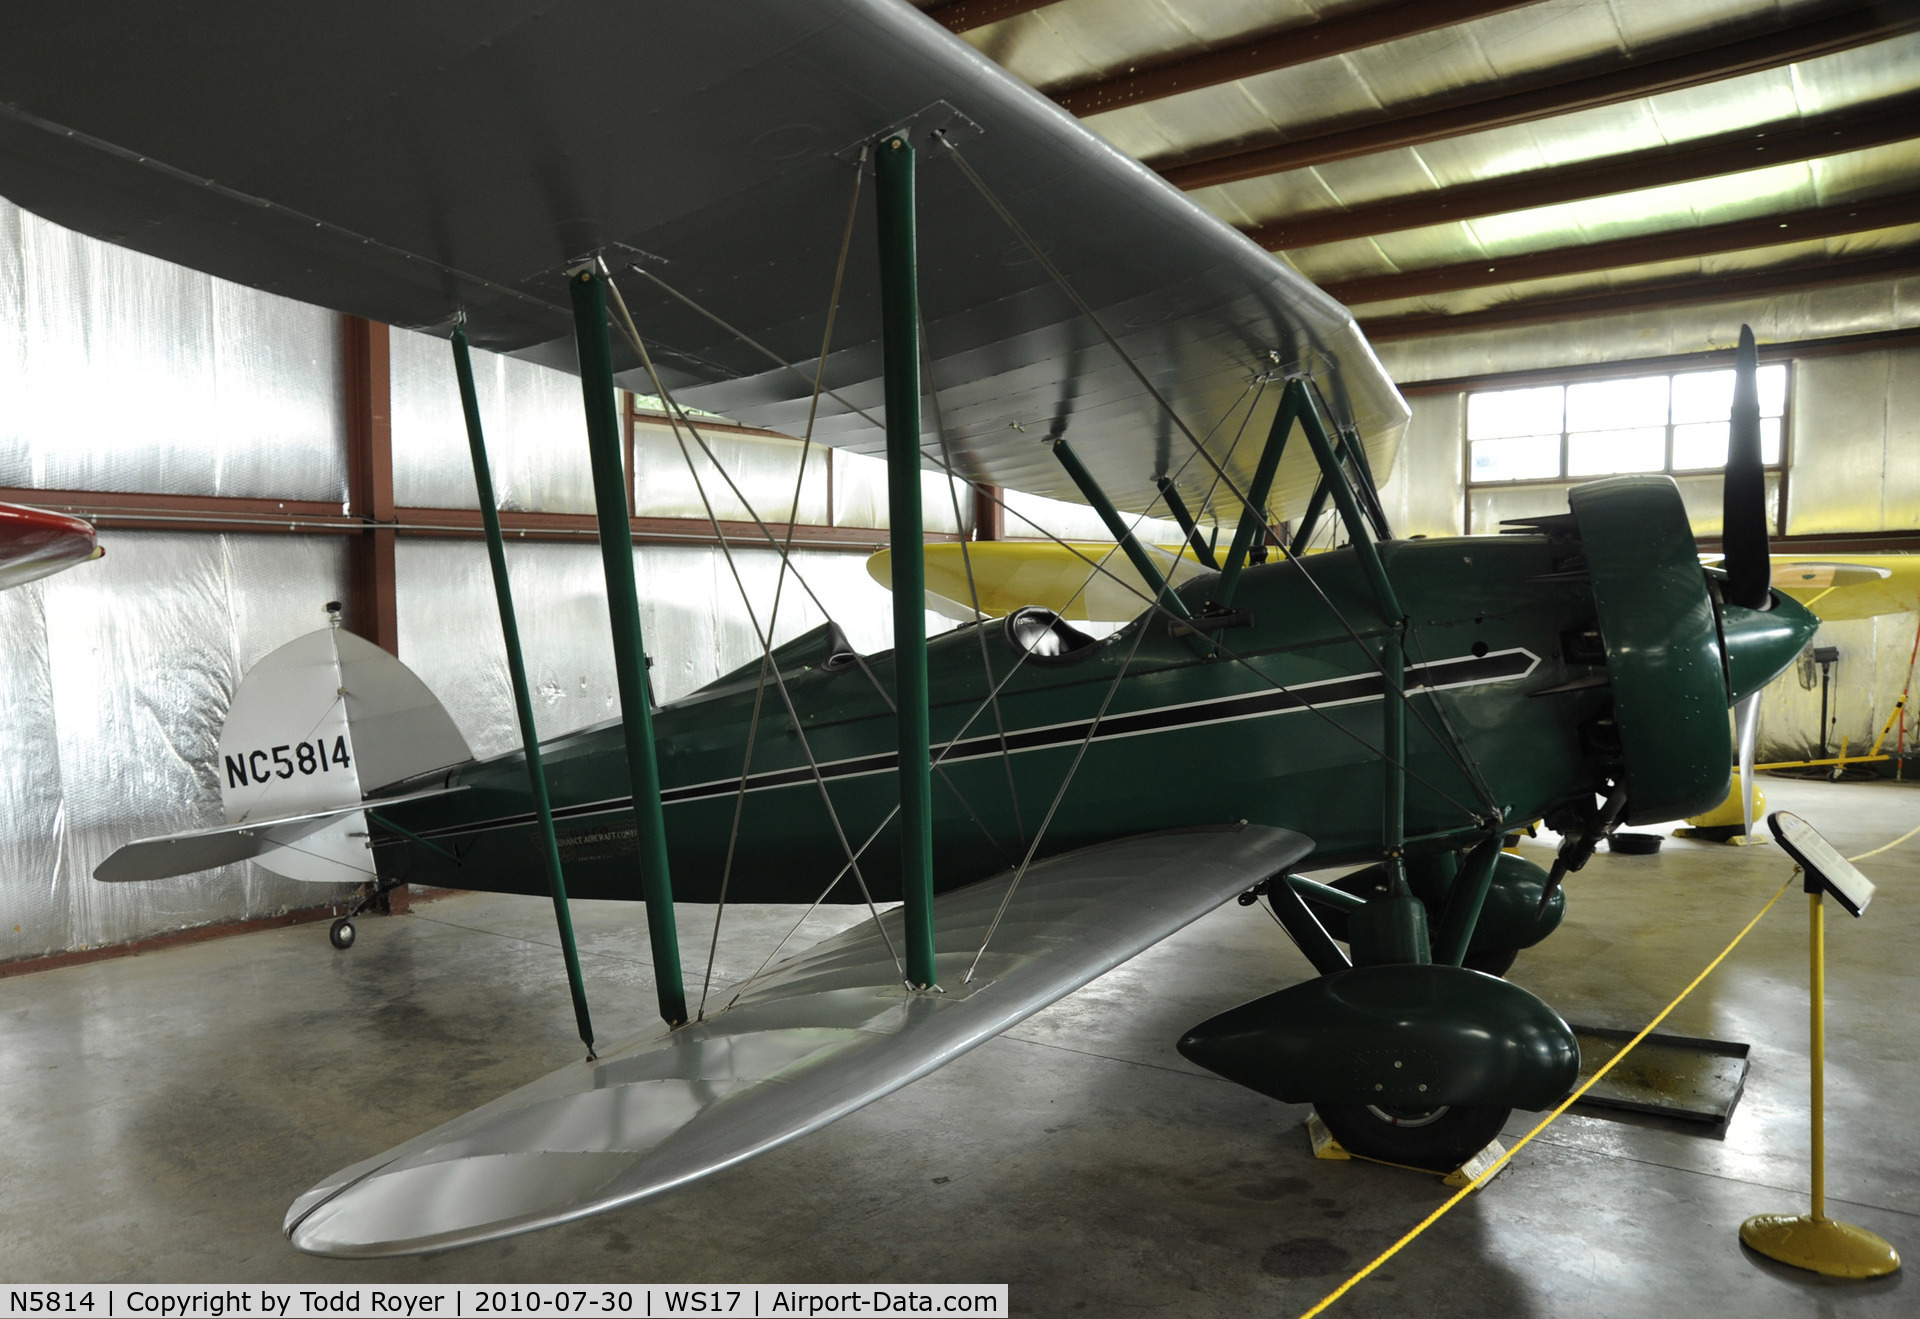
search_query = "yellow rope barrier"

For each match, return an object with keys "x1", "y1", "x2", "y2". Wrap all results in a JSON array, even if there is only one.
[
  {"x1": 1298, "y1": 871, "x2": 1798, "y2": 1319},
  {"x1": 1847, "y1": 821, "x2": 1920, "y2": 864}
]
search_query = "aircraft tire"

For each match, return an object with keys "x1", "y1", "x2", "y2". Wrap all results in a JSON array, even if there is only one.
[
  {"x1": 1313, "y1": 1101, "x2": 1510, "y2": 1172},
  {"x1": 1462, "y1": 947, "x2": 1518, "y2": 977},
  {"x1": 329, "y1": 917, "x2": 356, "y2": 951}
]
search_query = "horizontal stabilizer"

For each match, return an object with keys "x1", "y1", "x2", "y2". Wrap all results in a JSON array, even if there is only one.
[
  {"x1": 94, "y1": 784, "x2": 466, "y2": 884},
  {"x1": 284, "y1": 822, "x2": 1312, "y2": 1257}
]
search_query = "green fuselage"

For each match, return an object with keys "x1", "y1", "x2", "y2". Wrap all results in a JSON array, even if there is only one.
[{"x1": 370, "y1": 534, "x2": 1615, "y2": 904}]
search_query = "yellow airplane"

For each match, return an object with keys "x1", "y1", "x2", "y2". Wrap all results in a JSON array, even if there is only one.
[
  {"x1": 1768, "y1": 555, "x2": 1920, "y2": 621},
  {"x1": 869, "y1": 539, "x2": 1220, "y2": 622},
  {"x1": 884, "y1": 543, "x2": 1919, "y2": 626}
]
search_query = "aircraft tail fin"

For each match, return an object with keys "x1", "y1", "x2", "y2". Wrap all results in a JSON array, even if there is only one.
[{"x1": 95, "y1": 617, "x2": 472, "y2": 885}]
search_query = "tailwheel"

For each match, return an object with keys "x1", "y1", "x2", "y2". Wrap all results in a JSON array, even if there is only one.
[
  {"x1": 329, "y1": 917, "x2": 357, "y2": 951},
  {"x1": 1313, "y1": 1101, "x2": 1510, "y2": 1172}
]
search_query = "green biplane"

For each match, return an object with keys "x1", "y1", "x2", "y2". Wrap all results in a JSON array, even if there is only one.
[{"x1": 6, "y1": 0, "x2": 1816, "y2": 1257}]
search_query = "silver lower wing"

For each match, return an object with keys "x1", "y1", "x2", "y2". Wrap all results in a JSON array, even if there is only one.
[{"x1": 285, "y1": 823, "x2": 1311, "y2": 1257}]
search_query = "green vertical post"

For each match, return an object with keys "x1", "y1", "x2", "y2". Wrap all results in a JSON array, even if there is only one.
[
  {"x1": 451, "y1": 326, "x2": 596, "y2": 1055},
  {"x1": 875, "y1": 135, "x2": 938, "y2": 991},
  {"x1": 1436, "y1": 835, "x2": 1502, "y2": 967},
  {"x1": 568, "y1": 266, "x2": 688, "y2": 1026},
  {"x1": 1341, "y1": 427, "x2": 1394, "y2": 541},
  {"x1": 1287, "y1": 476, "x2": 1330, "y2": 558},
  {"x1": 1155, "y1": 476, "x2": 1219, "y2": 569},
  {"x1": 1214, "y1": 385, "x2": 1302, "y2": 606},
  {"x1": 1381, "y1": 624, "x2": 1406, "y2": 862},
  {"x1": 1293, "y1": 382, "x2": 1403, "y2": 623},
  {"x1": 1294, "y1": 383, "x2": 1409, "y2": 882},
  {"x1": 1052, "y1": 438, "x2": 1193, "y2": 620}
]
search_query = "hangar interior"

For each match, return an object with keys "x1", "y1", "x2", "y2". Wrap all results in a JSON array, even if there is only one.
[{"x1": 2, "y1": 0, "x2": 1917, "y2": 1312}]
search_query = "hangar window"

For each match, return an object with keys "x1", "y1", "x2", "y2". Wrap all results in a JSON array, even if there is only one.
[{"x1": 1467, "y1": 364, "x2": 1787, "y2": 484}]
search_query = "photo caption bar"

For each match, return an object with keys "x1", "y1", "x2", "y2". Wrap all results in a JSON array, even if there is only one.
[{"x1": 0, "y1": 1286, "x2": 1007, "y2": 1319}]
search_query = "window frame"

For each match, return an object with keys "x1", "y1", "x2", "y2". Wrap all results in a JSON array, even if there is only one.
[{"x1": 1460, "y1": 360, "x2": 1793, "y2": 534}]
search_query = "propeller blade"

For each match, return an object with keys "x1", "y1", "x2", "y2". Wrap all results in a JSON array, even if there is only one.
[
  {"x1": 1723, "y1": 324, "x2": 1771, "y2": 609},
  {"x1": 1735, "y1": 692, "x2": 1761, "y2": 841}
]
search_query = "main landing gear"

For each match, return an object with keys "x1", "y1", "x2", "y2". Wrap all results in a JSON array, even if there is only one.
[{"x1": 1313, "y1": 1101, "x2": 1510, "y2": 1172}]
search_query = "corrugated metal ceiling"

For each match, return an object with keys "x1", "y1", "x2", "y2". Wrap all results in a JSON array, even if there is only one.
[{"x1": 920, "y1": 0, "x2": 1920, "y2": 365}]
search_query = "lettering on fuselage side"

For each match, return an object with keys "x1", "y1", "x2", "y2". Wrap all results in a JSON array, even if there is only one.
[
  {"x1": 408, "y1": 649, "x2": 1537, "y2": 845},
  {"x1": 535, "y1": 824, "x2": 640, "y2": 862}
]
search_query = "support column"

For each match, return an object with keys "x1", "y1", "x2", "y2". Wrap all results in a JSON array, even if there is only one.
[
  {"x1": 452, "y1": 327, "x2": 596, "y2": 1054},
  {"x1": 973, "y1": 483, "x2": 1003, "y2": 541},
  {"x1": 569, "y1": 266, "x2": 688, "y2": 1027},
  {"x1": 343, "y1": 317, "x2": 399, "y2": 655},
  {"x1": 876, "y1": 135, "x2": 938, "y2": 991},
  {"x1": 343, "y1": 315, "x2": 405, "y2": 914}
]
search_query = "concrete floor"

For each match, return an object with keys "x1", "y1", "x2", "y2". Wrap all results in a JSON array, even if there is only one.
[{"x1": 2, "y1": 775, "x2": 1917, "y2": 1315}]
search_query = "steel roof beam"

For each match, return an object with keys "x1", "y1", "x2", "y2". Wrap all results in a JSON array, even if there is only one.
[
  {"x1": 1049, "y1": 0, "x2": 1540, "y2": 118},
  {"x1": 1320, "y1": 189, "x2": 1920, "y2": 305},
  {"x1": 1160, "y1": 2, "x2": 1919, "y2": 191},
  {"x1": 1360, "y1": 248, "x2": 1920, "y2": 342},
  {"x1": 1245, "y1": 94, "x2": 1920, "y2": 252}
]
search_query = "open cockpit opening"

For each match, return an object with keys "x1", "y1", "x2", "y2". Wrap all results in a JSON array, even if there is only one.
[{"x1": 1003, "y1": 606, "x2": 1100, "y2": 666}]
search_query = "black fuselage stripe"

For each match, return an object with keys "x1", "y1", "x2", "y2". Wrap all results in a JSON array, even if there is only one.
[{"x1": 392, "y1": 650, "x2": 1532, "y2": 842}]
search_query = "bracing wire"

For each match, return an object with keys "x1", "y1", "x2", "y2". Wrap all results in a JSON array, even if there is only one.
[
  {"x1": 615, "y1": 261, "x2": 1486, "y2": 822},
  {"x1": 920, "y1": 317, "x2": 1027, "y2": 851},
  {"x1": 723, "y1": 809, "x2": 899, "y2": 1010},
  {"x1": 608, "y1": 274, "x2": 1034, "y2": 984},
  {"x1": 605, "y1": 274, "x2": 905, "y2": 978},
  {"x1": 934, "y1": 139, "x2": 1499, "y2": 820},
  {"x1": 623, "y1": 153, "x2": 1504, "y2": 904},
  {"x1": 611, "y1": 292, "x2": 1017, "y2": 870},
  {"x1": 664, "y1": 418, "x2": 905, "y2": 976},
  {"x1": 687, "y1": 149, "x2": 866, "y2": 1017},
  {"x1": 937, "y1": 137, "x2": 1265, "y2": 519},
  {"x1": 964, "y1": 611, "x2": 1155, "y2": 983}
]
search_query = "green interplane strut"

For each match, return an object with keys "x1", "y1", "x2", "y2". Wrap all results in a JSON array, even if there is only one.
[
  {"x1": 1215, "y1": 387, "x2": 1302, "y2": 607},
  {"x1": 1291, "y1": 379, "x2": 1410, "y2": 894},
  {"x1": 1288, "y1": 475, "x2": 1331, "y2": 558},
  {"x1": 1051, "y1": 437, "x2": 1193, "y2": 622},
  {"x1": 451, "y1": 325, "x2": 597, "y2": 1055},
  {"x1": 1154, "y1": 476, "x2": 1219, "y2": 570},
  {"x1": 569, "y1": 266, "x2": 688, "y2": 1027},
  {"x1": 875, "y1": 136, "x2": 938, "y2": 990}
]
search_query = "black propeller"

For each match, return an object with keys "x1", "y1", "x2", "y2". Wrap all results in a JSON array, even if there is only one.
[
  {"x1": 1723, "y1": 323, "x2": 1771, "y2": 838},
  {"x1": 1722, "y1": 324, "x2": 1771, "y2": 610}
]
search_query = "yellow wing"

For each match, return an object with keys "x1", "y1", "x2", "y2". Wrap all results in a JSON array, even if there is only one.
[
  {"x1": 868, "y1": 541, "x2": 1219, "y2": 622},
  {"x1": 891, "y1": 546, "x2": 1920, "y2": 625},
  {"x1": 1770, "y1": 555, "x2": 1920, "y2": 621}
]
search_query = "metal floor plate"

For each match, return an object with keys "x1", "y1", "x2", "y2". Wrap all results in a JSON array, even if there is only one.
[{"x1": 1567, "y1": 1025, "x2": 1751, "y2": 1124}]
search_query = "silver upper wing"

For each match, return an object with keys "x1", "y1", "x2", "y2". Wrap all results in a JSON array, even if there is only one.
[
  {"x1": 283, "y1": 823, "x2": 1311, "y2": 1257},
  {"x1": 0, "y1": 1, "x2": 1404, "y2": 522}
]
